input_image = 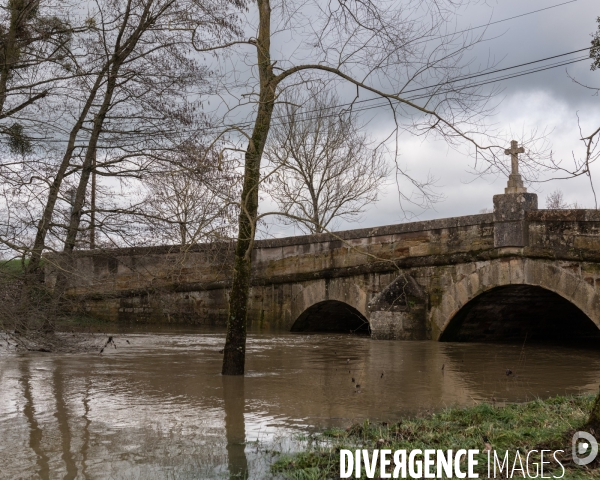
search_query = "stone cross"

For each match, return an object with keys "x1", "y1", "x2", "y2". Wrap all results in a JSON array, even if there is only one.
[
  {"x1": 503, "y1": 140, "x2": 526, "y2": 194},
  {"x1": 505, "y1": 140, "x2": 525, "y2": 176}
]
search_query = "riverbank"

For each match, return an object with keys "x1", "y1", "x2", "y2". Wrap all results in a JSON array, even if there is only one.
[
  {"x1": 0, "y1": 329, "x2": 110, "y2": 354},
  {"x1": 273, "y1": 395, "x2": 600, "y2": 479}
]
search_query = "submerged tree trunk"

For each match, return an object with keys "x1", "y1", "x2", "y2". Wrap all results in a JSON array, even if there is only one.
[{"x1": 222, "y1": 0, "x2": 276, "y2": 375}]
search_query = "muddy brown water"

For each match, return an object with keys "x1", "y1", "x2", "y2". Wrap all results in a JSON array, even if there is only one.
[{"x1": 1, "y1": 328, "x2": 599, "y2": 479}]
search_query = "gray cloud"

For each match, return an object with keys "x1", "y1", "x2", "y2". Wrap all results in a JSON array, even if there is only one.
[{"x1": 260, "y1": 0, "x2": 600, "y2": 236}]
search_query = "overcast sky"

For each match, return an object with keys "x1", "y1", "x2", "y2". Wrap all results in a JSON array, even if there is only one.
[{"x1": 260, "y1": 0, "x2": 600, "y2": 237}]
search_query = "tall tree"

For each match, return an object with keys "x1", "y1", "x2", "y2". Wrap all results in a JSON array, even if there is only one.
[
  {"x1": 203, "y1": 0, "x2": 516, "y2": 375},
  {"x1": 583, "y1": 16, "x2": 600, "y2": 205},
  {"x1": 264, "y1": 90, "x2": 389, "y2": 234},
  {"x1": 2, "y1": 0, "x2": 244, "y2": 333},
  {"x1": 586, "y1": 20, "x2": 600, "y2": 425},
  {"x1": 141, "y1": 145, "x2": 240, "y2": 245}
]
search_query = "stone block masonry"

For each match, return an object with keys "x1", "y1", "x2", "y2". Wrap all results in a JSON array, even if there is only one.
[
  {"x1": 48, "y1": 206, "x2": 600, "y2": 341},
  {"x1": 46, "y1": 141, "x2": 600, "y2": 341}
]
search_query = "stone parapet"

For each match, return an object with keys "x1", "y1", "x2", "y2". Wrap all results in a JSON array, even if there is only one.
[
  {"x1": 44, "y1": 202, "x2": 600, "y2": 332},
  {"x1": 493, "y1": 192, "x2": 538, "y2": 247}
]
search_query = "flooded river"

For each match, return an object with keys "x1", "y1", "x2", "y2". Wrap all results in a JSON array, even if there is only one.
[{"x1": 1, "y1": 329, "x2": 600, "y2": 479}]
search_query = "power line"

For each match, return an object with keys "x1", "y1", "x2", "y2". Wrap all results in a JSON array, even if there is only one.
[
  {"x1": 258, "y1": 56, "x2": 589, "y2": 125},
  {"x1": 214, "y1": 47, "x2": 592, "y2": 131},
  {"x1": 432, "y1": 57, "x2": 588, "y2": 95},
  {"x1": 34, "y1": 45, "x2": 591, "y2": 143},
  {"x1": 420, "y1": 0, "x2": 580, "y2": 45},
  {"x1": 399, "y1": 47, "x2": 590, "y2": 96},
  {"x1": 192, "y1": 48, "x2": 591, "y2": 134},
  {"x1": 175, "y1": 2, "x2": 584, "y2": 133}
]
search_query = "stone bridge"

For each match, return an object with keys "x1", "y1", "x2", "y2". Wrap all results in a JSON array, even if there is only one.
[{"x1": 57, "y1": 181, "x2": 600, "y2": 342}]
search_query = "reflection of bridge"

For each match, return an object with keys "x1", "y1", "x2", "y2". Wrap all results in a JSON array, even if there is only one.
[
  {"x1": 8, "y1": 335, "x2": 599, "y2": 478},
  {"x1": 60, "y1": 173, "x2": 600, "y2": 342}
]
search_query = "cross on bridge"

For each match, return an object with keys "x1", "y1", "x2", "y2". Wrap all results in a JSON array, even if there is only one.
[
  {"x1": 505, "y1": 140, "x2": 524, "y2": 177},
  {"x1": 504, "y1": 140, "x2": 527, "y2": 194}
]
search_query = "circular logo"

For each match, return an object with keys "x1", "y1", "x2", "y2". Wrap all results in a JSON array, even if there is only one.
[{"x1": 572, "y1": 431, "x2": 598, "y2": 466}]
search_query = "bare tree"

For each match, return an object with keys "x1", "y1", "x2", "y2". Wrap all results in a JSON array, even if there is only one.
[
  {"x1": 545, "y1": 189, "x2": 573, "y2": 209},
  {"x1": 0, "y1": 0, "x2": 245, "y2": 334},
  {"x1": 553, "y1": 17, "x2": 600, "y2": 208},
  {"x1": 263, "y1": 91, "x2": 389, "y2": 234},
  {"x1": 546, "y1": 190, "x2": 567, "y2": 209},
  {"x1": 199, "y1": 0, "x2": 529, "y2": 375},
  {"x1": 142, "y1": 146, "x2": 240, "y2": 245}
]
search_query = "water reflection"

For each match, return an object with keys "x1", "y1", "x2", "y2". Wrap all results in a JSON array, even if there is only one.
[
  {"x1": 52, "y1": 361, "x2": 78, "y2": 480},
  {"x1": 1, "y1": 331, "x2": 599, "y2": 479},
  {"x1": 223, "y1": 376, "x2": 248, "y2": 479},
  {"x1": 81, "y1": 378, "x2": 91, "y2": 479},
  {"x1": 20, "y1": 360, "x2": 50, "y2": 479}
]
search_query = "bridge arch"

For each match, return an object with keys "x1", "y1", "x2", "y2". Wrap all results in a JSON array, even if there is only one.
[
  {"x1": 290, "y1": 300, "x2": 370, "y2": 333},
  {"x1": 439, "y1": 284, "x2": 600, "y2": 341},
  {"x1": 288, "y1": 279, "x2": 369, "y2": 333},
  {"x1": 432, "y1": 257, "x2": 600, "y2": 341}
]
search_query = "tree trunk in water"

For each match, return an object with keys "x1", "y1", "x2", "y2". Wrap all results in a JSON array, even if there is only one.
[
  {"x1": 223, "y1": 376, "x2": 248, "y2": 476},
  {"x1": 222, "y1": 0, "x2": 276, "y2": 375},
  {"x1": 589, "y1": 387, "x2": 600, "y2": 431}
]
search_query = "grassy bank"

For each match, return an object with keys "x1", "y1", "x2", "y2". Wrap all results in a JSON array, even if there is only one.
[{"x1": 273, "y1": 395, "x2": 600, "y2": 479}]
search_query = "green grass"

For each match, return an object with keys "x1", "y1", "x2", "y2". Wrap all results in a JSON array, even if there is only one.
[
  {"x1": 0, "y1": 257, "x2": 46, "y2": 278},
  {"x1": 272, "y1": 395, "x2": 600, "y2": 479},
  {"x1": 0, "y1": 258, "x2": 26, "y2": 277}
]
